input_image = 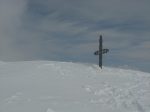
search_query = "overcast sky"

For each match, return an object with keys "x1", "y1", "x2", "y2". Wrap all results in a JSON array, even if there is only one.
[{"x1": 0, "y1": 0, "x2": 150, "y2": 72}]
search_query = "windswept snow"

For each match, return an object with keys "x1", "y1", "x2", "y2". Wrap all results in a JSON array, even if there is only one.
[{"x1": 0, "y1": 61, "x2": 150, "y2": 112}]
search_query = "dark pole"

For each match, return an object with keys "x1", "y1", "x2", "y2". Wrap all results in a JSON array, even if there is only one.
[
  {"x1": 94, "y1": 34, "x2": 108, "y2": 69},
  {"x1": 99, "y1": 35, "x2": 103, "y2": 68}
]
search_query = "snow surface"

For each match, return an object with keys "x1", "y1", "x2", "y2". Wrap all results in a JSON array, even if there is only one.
[{"x1": 0, "y1": 61, "x2": 150, "y2": 112}]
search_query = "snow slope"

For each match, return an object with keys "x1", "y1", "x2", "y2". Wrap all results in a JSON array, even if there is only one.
[{"x1": 0, "y1": 61, "x2": 150, "y2": 112}]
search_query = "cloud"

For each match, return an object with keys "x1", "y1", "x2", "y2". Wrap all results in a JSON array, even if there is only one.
[
  {"x1": 0, "y1": 0, "x2": 27, "y2": 60},
  {"x1": 0, "y1": 0, "x2": 150, "y2": 72}
]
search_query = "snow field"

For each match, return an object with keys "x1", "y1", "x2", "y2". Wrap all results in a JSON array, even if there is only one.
[{"x1": 0, "y1": 61, "x2": 150, "y2": 112}]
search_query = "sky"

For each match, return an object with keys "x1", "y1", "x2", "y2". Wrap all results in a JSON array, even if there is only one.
[{"x1": 0, "y1": 0, "x2": 150, "y2": 72}]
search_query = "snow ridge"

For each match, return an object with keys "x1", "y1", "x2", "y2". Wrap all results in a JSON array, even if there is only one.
[{"x1": 0, "y1": 61, "x2": 150, "y2": 112}]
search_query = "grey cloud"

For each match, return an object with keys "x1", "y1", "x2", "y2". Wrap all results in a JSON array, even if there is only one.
[
  {"x1": 0, "y1": 0, "x2": 150, "y2": 72},
  {"x1": 0, "y1": 0, "x2": 27, "y2": 60}
]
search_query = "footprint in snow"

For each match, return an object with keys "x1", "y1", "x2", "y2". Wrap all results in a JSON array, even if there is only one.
[{"x1": 46, "y1": 108, "x2": 55, "y2": 112}]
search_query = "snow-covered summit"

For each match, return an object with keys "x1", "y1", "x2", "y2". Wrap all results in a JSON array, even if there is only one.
[{"x1": 0, "y1": 61, "x2": 150, "y2": 112}]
